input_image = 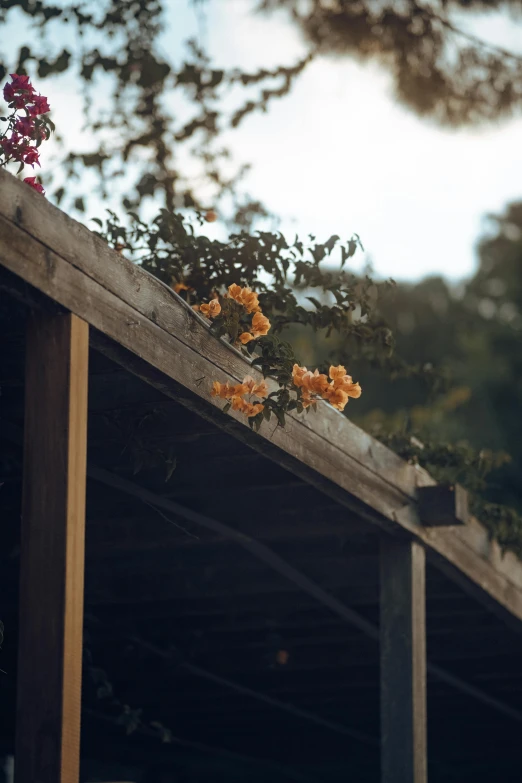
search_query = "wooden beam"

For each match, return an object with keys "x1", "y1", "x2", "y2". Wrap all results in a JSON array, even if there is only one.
[
  {"x1": 2, "y1": 170, "x2": 522, "y2": 632},
  {"x1": 16, "y1": 312, "x2": 89, "y2": 783},
  {"x1": 380, "y1": 538, "x2": 427, "y2": 783}
]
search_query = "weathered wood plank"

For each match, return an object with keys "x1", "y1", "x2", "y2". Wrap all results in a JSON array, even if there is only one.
[
  {"x1": 380, "y1": 539, "x2": 427, "y2": 783},
  {"x1": 2, "y1": 170, "x2": 522, "y2": 629},
  {"x1": 16, "y1": 312, "x2": 88, "y2": 783}
]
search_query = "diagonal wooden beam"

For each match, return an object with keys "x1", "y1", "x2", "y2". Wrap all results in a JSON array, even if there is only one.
[{"x1": 16, "y1": 312, "x2": 89, "y2": 783}]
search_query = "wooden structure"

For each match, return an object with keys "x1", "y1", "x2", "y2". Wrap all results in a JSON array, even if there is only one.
[{"x1": 1, "y1": 168, "x2": 522, "y2": 782}]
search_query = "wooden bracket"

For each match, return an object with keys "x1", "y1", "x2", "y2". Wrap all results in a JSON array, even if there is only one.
[{"x1": 417, "y1": 484, "x2": 469, "y2": 527}]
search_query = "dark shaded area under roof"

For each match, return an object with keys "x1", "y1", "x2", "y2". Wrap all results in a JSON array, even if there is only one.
[{"x1": 1, "y1": 296, "x2": 522, "y2": 783}]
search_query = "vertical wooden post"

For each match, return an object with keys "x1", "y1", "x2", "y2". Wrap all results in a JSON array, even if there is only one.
[
  {"x1": 16, "y1": 312, "x2": 89, "y2": 783},
  {"x1": 380, "y1": 538, "x2": 427, "y2": 783}
]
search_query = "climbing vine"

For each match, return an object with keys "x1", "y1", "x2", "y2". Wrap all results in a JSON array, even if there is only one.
[
  {"x1": 374, "y1": 430, "x2": 522, "y2": 558},
  {"x1": 91, "y1": 208, "x2": 399, "y2": 428}
]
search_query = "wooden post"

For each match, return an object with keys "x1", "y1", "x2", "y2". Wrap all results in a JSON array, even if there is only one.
[
  {"x1": 380, "y1": 538, "x2": 427, "y2": 783},
  {"x1": 16, "y1": 312, "x2": 89, "y2": 783}
]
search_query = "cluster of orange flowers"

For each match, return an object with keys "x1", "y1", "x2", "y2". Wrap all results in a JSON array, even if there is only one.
[
  {"x1": 239, "y1": 311, "x2": 271, "y2": 343},
  {"x1": 292, "y1": 364, "x2": 362, "y2": 412},
  {"x1": 227, "y1": 284, "x2": 271, "y2": 343},
  {"x1": 227, "y1": 283, "x2": 260, "y2": 314},
  {"x1": 211, "y1": 375, "x2": 268, "y2": 418},
  {"x1": 192, "y1": 283, "x2": 271, "y2": 344},
  {"x1": 195, "y1": 282, "x2": 362, "y2": 423},
  {"x1": 199, "y1": 298, "x2": 221, "y2": 318}
]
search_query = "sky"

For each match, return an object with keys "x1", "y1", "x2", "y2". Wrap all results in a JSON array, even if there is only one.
[
  {"x1": 3, "y1": 0, "x2": 522, "y2": 282},
  {"x1": 188, "y1": 1, "x2": 522, "y2": 282}
]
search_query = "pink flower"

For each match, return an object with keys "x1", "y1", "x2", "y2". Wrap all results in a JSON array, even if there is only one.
[
  {"x1": 9, "y1": 74, "x2": 34, "y2": 93},
  {"x1": 14, "y1": 116, "x2": 36, "y2": 137},
  {"x1": 28, "y1": 95, "x2": 51, "y2": 117},
  {"x1": 0, "y1": 134, "x2": 21, "y2": 159},
  {"x1": 3, "y1": 82, "x2": 15, "y2": 103},
  {"x1": 3, "y1": 74, "x2": 36, "y2": 107},
  {"x1": 22, "y1": 146, "x2": 40, "y2": 167},
  {"x1": 0, "y1": 134, "x2": 40, "y2": 167},
  {"x1": 3, "y1": 88, "x2": 26, "y2": 110},
  {"x1": 23, "y1": 176, "x2": 45, "y2": 195}
]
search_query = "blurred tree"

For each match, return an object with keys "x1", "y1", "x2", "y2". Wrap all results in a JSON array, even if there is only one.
[
  {"x1": 345, "y1": 202, "x2": 522, "y2": 513},
  {"x1": 261, "y1": 0, "x2": 522, "y2": 124},
  {"x1": 1, "y1": 0, "x2": 522, "y2": 218},
  {"x1": 0, "y1": 1, "x2": 312, "y2": 220}
]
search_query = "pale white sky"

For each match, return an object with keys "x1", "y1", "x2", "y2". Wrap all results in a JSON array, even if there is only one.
[
  {"x1": 192, "y1": 0, "x2": 522, "y2": 281},
  {"x1": 3, "y1": 0, "x2": 522, "y2": 281}
]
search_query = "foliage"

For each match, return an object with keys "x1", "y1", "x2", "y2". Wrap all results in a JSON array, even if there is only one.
[
  {"x1": 0, "y1": 0, "x2": 313, "y2": 220},
  {"x1": 94, "y1": 205, "x2": 395, "y2": 357},
  {"x1": 260, "y1": 0, "x2": 522, "y2": 124},
  {"x1": 91, "y1": 208, "x2": 403, "y2": 428},
  {"x1": 2, "y1": 0, "x2": 522, "y2": 218},
  {"x1": 345, "y1": 200, "x2": 522, "y2": 557},
  {"x1": 372, "y1": 429, "x2": 522, "y2": 558}
]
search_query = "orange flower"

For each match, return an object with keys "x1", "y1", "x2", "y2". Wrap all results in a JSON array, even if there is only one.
[
  {"x1": 302, "y1": 369, "x2": 329, "y2": 396},
  {"x1": 211, "y1": 381, "x2": 232, "y2": 399},
  {"x1": 300, "y1": 388, "x2": 316, "y2": 409},
  {"x1": 227, "y1": 284, "x2": 260, "y2": 314},
  {"x1": 173, "y1": 282, "x2": 191, "y2": 293},
  {"x1": 328, "y1": 365, "x2": 362, "y2": 398},
  {"x1": 212, "y1": 380, "x2": 254, "y2": 400},
  {"x1": 251, "y1": 311, "x2": 270, "y2": 338},
  {"x1": 199, "y1": 299, "x2": 222, "y2": 318},
  {"x1": 230, "y1": 395, "x2": 248, "y2": 413},
  {"x1": 252, "y1": 380, "x2": 268, "y2": 398},
  {"x1": 239, "y1": 332, "x2": 254, "y2": 344},
  {"x1": 292, "y1": 364, "x2": 308, "y2": 388},
  {"x1": 276, "y1": 650, "x2": 290, "y2": 666},
  {"x1": 228, "y1": 283, "x2": 243, "y2": 303},
  {"x1": 329, "y1": 365, "x2": 347, "y2": 383},
  {"x1": 324, "y1": 385, "x2": 349, "y2": 411},
  {"x1": 345, "y1": 381, "x2": 362, "y2": 399},
  {"x1": 243, "y1": 376, "x2": 268, "y2": 398},
  {"x1": 245, "y1": 402, "x2": 264, "y2": 417},
  {"x1": 231, "y1": 382, "x2": 249, "y2": 396},
  {"x1": 241, "y1": 289, "x2": 260, "y2": 314}
]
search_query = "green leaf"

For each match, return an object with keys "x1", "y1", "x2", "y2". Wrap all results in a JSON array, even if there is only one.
[
  {"x1": 275, "y1": 409, "x2": 285, "y2": 428},
  {"x1": 306, "y1": 296, "x2": 323, "y2": 310}
]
